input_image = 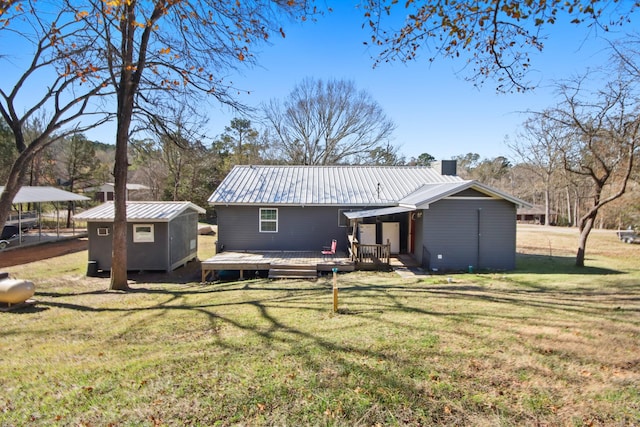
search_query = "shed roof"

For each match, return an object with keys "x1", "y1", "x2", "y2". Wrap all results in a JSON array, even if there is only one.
[
  {"x1": 74, "y1": 201, "x2": 206, "y2": 222},
  {"x1": 0, "y1": 186, "x2": 90, "y2": 203},
  {"x1": 208, "y1": 165, "x2": 463, "y2": 206}
]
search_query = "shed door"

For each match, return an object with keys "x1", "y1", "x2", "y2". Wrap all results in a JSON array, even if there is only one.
[{"x1": 382, "y1": 222, "x2": 400, "y2": 254}]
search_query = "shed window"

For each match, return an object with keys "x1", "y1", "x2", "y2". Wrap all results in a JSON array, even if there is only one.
[
  {"x1": 97, "y1": 227, "x2": 110, "y2": 236},
  {"x1": 259, "y1": 208, "x2": 278, "y2": 233},
  {"x1": 133, "y1": 224, "x2": 154, "y2": 242}
]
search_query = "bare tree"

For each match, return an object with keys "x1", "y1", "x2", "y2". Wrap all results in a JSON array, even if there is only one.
[
  {"x1": 543, "y1": 74, "x2": 639, "y2": 266},
  {"x1": 365, "y1": 142, "x2": 405, "y2": 165},
  {"x1": 509, "y1": 115, "x2": 566, "y2": 225},
  {"x1": 452, "y1": 153, "x2": 481, "y2": 179},
  {"x1": 55, "y1": 134, "x2": 105, "y2": 226},
  {"x1": 129, "y1": 138, "x2": 165, "y2": 200},
  {"x1": 362, "y1": 1, "x2": 639, "y2": 92},
  {"x1": 263, "y1": 78, "x2": 396, "y2": 165},
  {"x1": 0, "y1": 3, "x2": 112, "y2": 233},
  {"x1": 70, "y1": 0, "x2": 314, "y2": 289}
]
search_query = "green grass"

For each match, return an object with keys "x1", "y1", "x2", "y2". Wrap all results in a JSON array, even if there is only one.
[{"x1": 1, "y1": 228, "x2": 639, "y2": 426}]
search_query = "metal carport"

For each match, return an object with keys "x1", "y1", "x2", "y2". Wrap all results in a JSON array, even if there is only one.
[{"x1": 0, "y1": 186, "x2": 90, "y2": 245}]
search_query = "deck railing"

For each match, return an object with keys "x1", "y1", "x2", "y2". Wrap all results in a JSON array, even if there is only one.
[{"x1": 348, "y1": 236, "x2": 391, "y2": 267}]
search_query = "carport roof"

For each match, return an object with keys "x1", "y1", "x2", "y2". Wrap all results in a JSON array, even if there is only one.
[{"x1": 0, "y1": 186, "x2": 90, "y2": 203}]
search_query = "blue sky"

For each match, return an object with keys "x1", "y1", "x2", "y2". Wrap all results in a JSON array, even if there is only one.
[
  {"x1": 2, "y1": 2, "x2": 630, "y2": 162},
  {"x1": 192, "y1": 2, "x2": 628, "y2": 162}
]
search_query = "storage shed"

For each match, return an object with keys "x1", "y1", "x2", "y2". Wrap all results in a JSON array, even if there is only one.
[{"x1": 74, "y1": 201, "x2": 205, "y2": 273}]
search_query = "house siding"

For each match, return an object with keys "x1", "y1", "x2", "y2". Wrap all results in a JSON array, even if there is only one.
[
  {"x1": 87, "y1": 223, "x2": 113, "y2": 270},
  {"x1": 421, "y1": 199, "x2": 516, "y2": 271},
  {"x1": 414, "y1": 212, "x2": 426, "y2": 268},
  {"x1": 169, "y1": 211, "x2": 199, "y2": 269},
  {"x1": 87, "y1": 221, "x2": 186, "y2": 271},
  {"x1": 128, "y1": 222, "x2": 170, "y2": 270},
  {"x1": 454, "y1": 188, "x2": 489, "y2": 197},
  {"x1": 216, "y1": 205, "x2": 360, "y2": 252}
]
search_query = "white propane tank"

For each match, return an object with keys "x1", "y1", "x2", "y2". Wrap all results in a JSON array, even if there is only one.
[{"x1": 0, "y1": 279, "x2": 35, "y2": 304}]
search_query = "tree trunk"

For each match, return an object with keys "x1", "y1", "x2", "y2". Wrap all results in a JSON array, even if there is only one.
[
  {"x1": 544, "y1": 187, "x2": 550, "y2": 226},
  {"x1": 110, "y1": 120, "x2": 133, "y2": 290},
  {"x1": 0, "y1": 149, "x2": 37, "y2": 232},
  {"x1": 565, "y1": 186, "x2": 572, "y2": 226},
  {"x1": 65, "y1": 182, "x2": 74, "y2": 228},
  {"x1": 109, "y1": 4, "x2": 138, "y2": 291},
  {"x1": 575, "y1": 213, "x2": 596, "y2": 267},
  {"x1": 110, "y1": 127, "x2": 130, "y2": 290},
  {"x1": 573, "y1": 190, "x2": 579, "y2": 228}
]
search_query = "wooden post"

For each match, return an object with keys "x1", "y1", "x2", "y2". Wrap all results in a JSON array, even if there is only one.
[
  {"x1": 332, "y1": 267, "x2": 338, "y2": 313},
  {"x1": 386, "y1": 238, "x2": 391, "y2": 265}
]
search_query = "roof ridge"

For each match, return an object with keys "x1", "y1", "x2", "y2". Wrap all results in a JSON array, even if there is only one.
[{"x1": 233, "y1": 164, "x2": 434, "y2": 169}]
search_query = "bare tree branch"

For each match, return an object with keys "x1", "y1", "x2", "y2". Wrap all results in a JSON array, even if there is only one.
[{"x1": 263, "y1": 78, "x2": 396, "y2": 165}]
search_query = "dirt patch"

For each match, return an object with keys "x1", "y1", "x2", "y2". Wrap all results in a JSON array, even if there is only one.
[{"x1": 0, "y1": 238, "x2": 88, "y2": 269}]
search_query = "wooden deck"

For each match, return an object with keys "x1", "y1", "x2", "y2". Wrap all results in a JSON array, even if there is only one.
[{"x1": 201, "y1": 251, "x2": 355, "y2": 282}]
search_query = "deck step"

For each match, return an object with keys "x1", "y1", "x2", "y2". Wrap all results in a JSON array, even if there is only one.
[
  {"x1": 270, "y1": 263, "x2": 317, "y2": 270},
  {"x1": 268, "y1": 268, "x2": 317, "y2": 279}
]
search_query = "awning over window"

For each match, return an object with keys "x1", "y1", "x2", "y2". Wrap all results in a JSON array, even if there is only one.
[{"x1": 343, "y1": 206, "x2": 415, "y2": 220}]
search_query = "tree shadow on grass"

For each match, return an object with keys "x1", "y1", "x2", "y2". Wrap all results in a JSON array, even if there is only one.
[
  {"x1": 25, "y1": 272, "x2": 640, "y2": 424},
  {"x1": 85, "y1": 259, "x2": 206, "y2": 284},
  {"x1": 515, "y1": 253, "x2": 623, "y2": 275}
]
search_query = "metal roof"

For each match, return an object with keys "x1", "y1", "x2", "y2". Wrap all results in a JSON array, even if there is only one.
[
  {"x1": 208, "y1": 165, "x2": 463, "y2": 206},
  {"x1": 73, "y1": 201, "x2": 206, "y2": 222},
  {"x1": 399, "y1": 181, "x2": 532, "y2": 208},
  {"x1": 0, "y1": 186, "x2": 90, "y2": 203},
  {"x1": 343, "y1": 206, "x2": 415, "y2": 220},
  {"x1": 84, "y1": 183, "x2": 150, "y2": 191}
]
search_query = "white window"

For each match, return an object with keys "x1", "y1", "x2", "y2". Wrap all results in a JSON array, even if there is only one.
[
  {"x1": 133, "y1": 224, "x2": 154, "y2": 243},
  {"x1": 259, "y1": 208, "x2": 278, "y2": 233},
  {"x1": 97, "y1": 227, "x2": 110, "y2": 236}
]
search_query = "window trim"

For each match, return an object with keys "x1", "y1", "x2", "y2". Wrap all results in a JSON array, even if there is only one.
[
  {"x1": 259, "y1": 208, "x2": 278, "y2": 233},
  {"x1": 97, "y1": 227, "x2": 110, "y2": 236},
  {"x1": 133, "y1": 224, "x2": 155, "y2": 243}
]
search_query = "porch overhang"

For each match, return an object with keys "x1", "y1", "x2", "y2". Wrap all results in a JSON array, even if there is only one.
[{"x1": 343, "y1": 206, "x2": 415, "y2": 220}]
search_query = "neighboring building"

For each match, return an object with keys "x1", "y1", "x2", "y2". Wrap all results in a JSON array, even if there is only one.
[
  {"x1": 517, "y1": 205, "x2": 554, "y2": 225},
  {"x1": 74, "y1": 201, "x2": 205, "y2": 273},
  {"x1": 208, "y1": 162, "x2": 531, "y2": 272},
  {"x1": 87, "y1": 183, "x2": 152, "y2": 202}
]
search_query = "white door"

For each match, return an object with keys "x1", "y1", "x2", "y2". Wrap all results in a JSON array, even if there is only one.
[
  {"x1": 358, "y1": 224, "x2": 376, "y2": 245},
  {"x1": 382, "y1": 222, "x2": 400, "y2": 254}
]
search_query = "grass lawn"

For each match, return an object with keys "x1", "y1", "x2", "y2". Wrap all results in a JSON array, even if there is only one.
[{"x1": 1, "y1": 225, "x2": 639, "y2": 426}]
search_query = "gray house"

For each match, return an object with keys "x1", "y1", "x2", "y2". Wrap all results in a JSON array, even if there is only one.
[
  {"x1": 208, "y1": 162, "x2": 530, "y2": 272},
  {"x1": 74, "y1": 201, "x2": 205, "y2": 273}
]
